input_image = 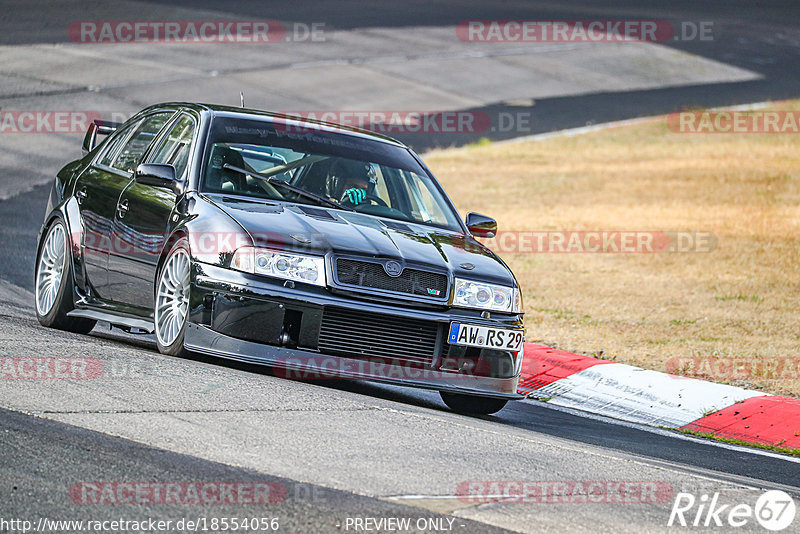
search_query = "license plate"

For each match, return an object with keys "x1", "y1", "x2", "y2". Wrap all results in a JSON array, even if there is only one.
[{"x1": 448, "y1": 322, "x2": 524, "y2": 352}]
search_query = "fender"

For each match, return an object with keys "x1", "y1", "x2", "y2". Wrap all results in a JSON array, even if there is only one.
[
  {"x1": 175, "y1": 192, "x2": 255, "y2": 268},
  {"x1": 51, "y1": 196, "x2": 90, "y2": 296}
]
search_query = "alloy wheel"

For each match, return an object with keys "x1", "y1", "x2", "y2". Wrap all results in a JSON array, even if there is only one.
[
  {"x1": 35, "y1": 222, "x2": 66, "y2": 316},
  {"x1": 155, "y1": 247, "x2": 190, "y2": 347}
]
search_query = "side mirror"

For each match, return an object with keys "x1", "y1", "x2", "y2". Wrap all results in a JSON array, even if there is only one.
[
  {"x1": 135, "y1": 163, "x2": 179, "y2": 193},
  {"x1": 466, "y1": 212, "x2": 497, "y2": 238}
]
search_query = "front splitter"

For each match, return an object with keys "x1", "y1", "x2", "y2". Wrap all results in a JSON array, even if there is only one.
[{"x1": 185, "y1": 323, "x2": 523, "y2": 400}]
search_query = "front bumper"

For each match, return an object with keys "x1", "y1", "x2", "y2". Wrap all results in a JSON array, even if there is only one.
[{"x1": 185, "y1": 263, "x2": 525, "y2": 399}]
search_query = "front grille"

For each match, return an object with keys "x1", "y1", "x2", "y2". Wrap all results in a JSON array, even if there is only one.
[
  {"x1": 317, "y1": 307, "x2": 440, "y2": 365},
  {"x1": 335, "y1": 258, "x2": 448, "y2": 299}
]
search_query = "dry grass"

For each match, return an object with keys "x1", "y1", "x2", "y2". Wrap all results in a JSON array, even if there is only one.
[{"x1": 424, "y1": 101, "x2": 800, "y2": 397}]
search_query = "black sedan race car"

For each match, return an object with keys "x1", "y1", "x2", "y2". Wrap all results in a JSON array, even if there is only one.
[{"x1": 35, "y1": 103, "x2": 525, "y2": 415}]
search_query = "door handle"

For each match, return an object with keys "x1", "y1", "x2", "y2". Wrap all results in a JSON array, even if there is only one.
[
  {"x1": 76, "y1": 187, "x2": 87, "y2": 205},
  {"x1": 117, "y1": 199, "x2": 129, "y2": 219}
]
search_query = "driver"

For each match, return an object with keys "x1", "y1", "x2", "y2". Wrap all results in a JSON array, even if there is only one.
[{"x1": 326, "y1": 159, "x2": 376, "y2": 206}]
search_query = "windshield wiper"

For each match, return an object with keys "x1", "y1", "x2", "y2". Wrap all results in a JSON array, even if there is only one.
[{"x1": 223, "y1": 163, "x2": 353, "y2": 212}]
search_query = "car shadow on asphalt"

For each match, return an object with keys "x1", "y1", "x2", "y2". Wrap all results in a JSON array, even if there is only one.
[
  {"x1": 48, "y1": 323, "x2": 800, "y2": 489},
  {"x1": 89, "y1": 325, "x2": 457, "y2": 414}
]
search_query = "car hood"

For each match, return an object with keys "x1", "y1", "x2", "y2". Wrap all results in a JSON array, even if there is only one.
[{"x1": 205, "y1": 194, "x2": 516, "y2": 287}]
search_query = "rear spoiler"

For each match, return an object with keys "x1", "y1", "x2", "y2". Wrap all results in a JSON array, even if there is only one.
[{"x1": 82, "y1": 120, "x2": 122, "y2": 154}]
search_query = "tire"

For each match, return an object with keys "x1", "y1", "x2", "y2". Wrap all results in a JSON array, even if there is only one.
[
  {"x1": 154, "y1": 237, "x2": 190, "y2": 357},
  {"x1": 440, "y1": 391, "x2": 508, "y2": 415},
  {"x1": 34, "y1": 217, "x2": 96, "y2": 334}
]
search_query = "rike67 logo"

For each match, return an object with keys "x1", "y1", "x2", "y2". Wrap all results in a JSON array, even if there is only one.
[{"x1": 668, "y1": 490, "x2": 796, "y2": 531}]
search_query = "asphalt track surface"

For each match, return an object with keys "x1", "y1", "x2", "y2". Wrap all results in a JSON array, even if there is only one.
[{"x1": 1, "y1": 2, "x2": 800, "y2": 533}]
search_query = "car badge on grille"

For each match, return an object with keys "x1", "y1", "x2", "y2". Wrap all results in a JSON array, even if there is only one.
[
  {"x1": 427, "y1": 288, "x2": 441, "y2": 296},
  {"x1": 384, "y1": 260, "x2": 403, "y2": 277}
]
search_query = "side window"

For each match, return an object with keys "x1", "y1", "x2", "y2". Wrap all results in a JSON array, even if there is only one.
[
  {"x1": 149, "y1": 114, "x2": 195, "y2": 179},
  {"x1": 111, "y1": 112, "x2": 174, "y2": 173},
  {"x1": 404, "y1": 172, "x2": 449, "y2": 226},
  {"x1": 97, "y1": 122, "x2": 137, "y2": 168}
]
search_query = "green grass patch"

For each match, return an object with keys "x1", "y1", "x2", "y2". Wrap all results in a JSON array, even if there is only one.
[
  {"x1": 715, "y1": 295, "x2": 764, "y2": 303},
  {"x1": 678, "y1": 428, "x2": 800, "y2": 457},
  {"x1": 536, "y1": 307, "x2": 576, "y2": 320},
  {"x1": 467, "y1": 137, "x2": 492, "y2": 148}
]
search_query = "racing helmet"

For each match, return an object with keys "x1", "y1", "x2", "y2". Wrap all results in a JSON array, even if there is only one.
[
  {"x1": 205, "y1": 145, "x2": 246, "y2": 193},
  {"x1": 325, "y1": 158, "x2": 376, "y2": 199}
]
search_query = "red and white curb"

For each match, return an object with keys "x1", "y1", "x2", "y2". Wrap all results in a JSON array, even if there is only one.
[{"x1": 518, "y1": 343, "x2": 800, "y2": 450}]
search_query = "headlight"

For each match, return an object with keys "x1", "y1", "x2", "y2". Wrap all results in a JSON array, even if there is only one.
[
  {"x1": 230, "y1": 247, "x2": 326, "y2": 286},
  {"x1": 453, "y1": 278, "x2": 522, "y2": 313}
]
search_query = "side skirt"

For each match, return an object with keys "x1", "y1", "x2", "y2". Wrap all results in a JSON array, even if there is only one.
[{"x1": 67, "y1": 308, "x2": 154, "y2": 333}]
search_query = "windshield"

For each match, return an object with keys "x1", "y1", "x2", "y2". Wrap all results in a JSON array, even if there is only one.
[{"x1": 202, "y1": 115, "x2": 462, "y2": 231}]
